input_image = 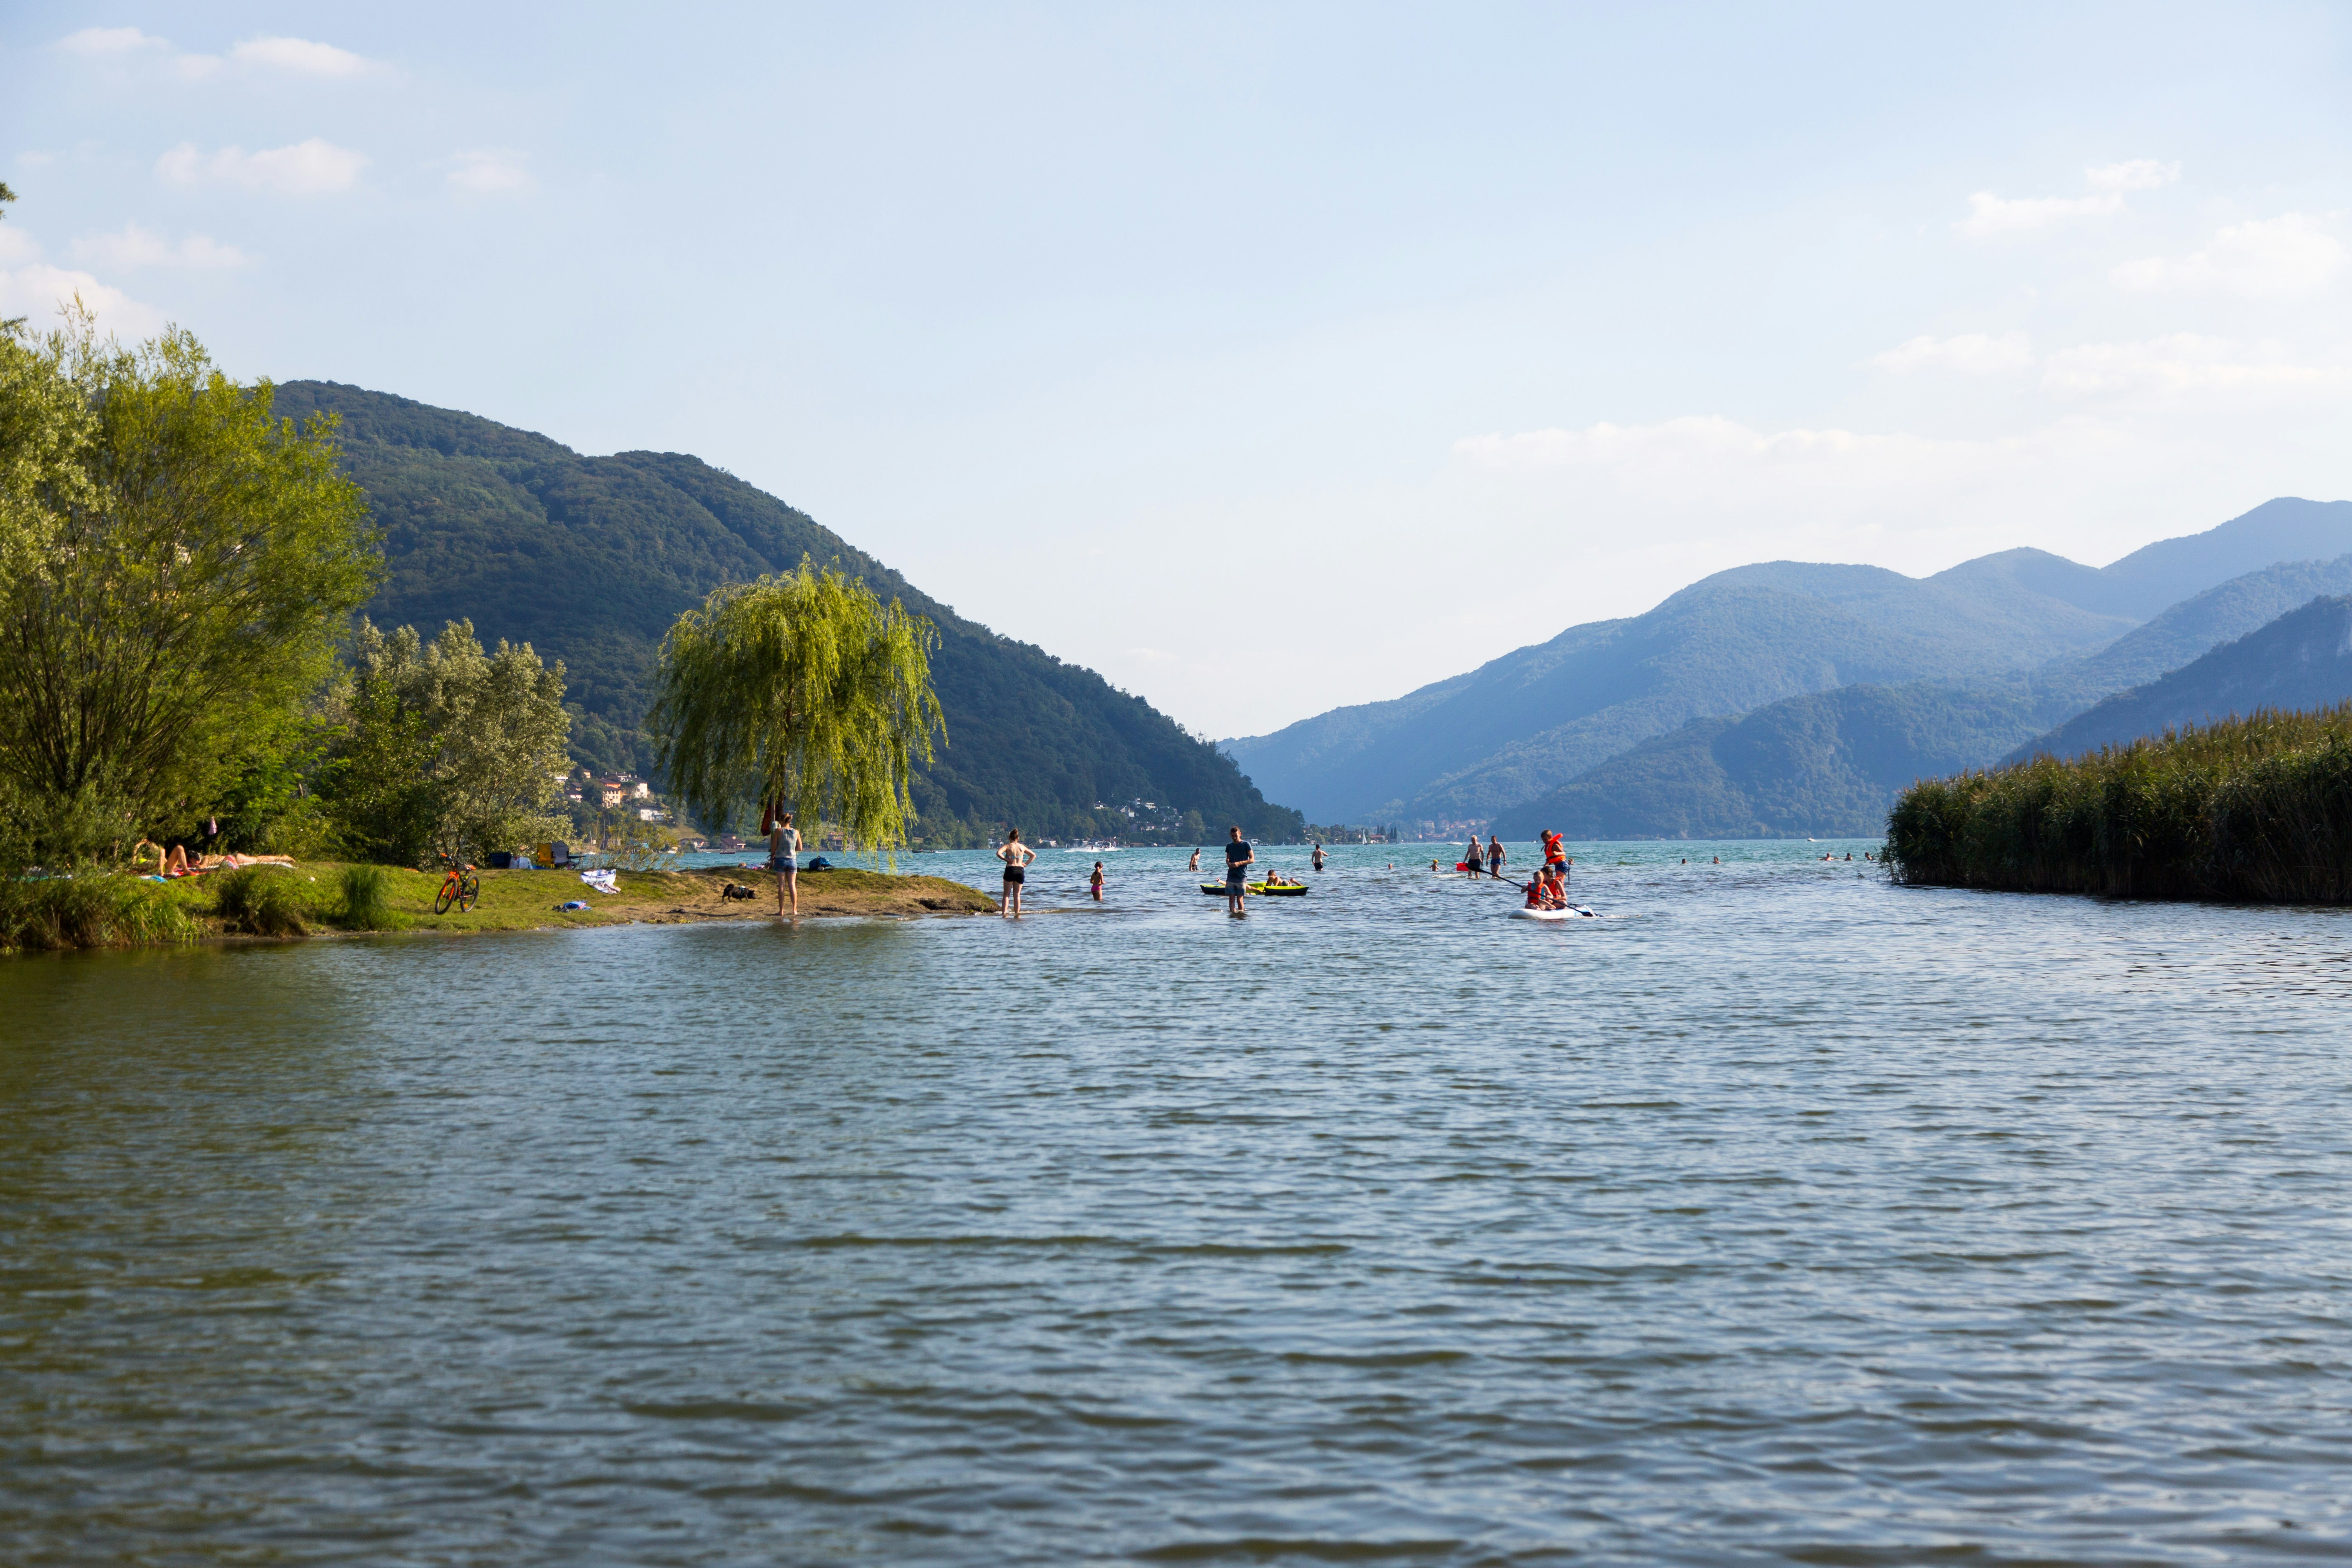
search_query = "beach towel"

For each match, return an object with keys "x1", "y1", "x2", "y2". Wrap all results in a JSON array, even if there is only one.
[{"x1": 580, "y1": 868, "x2": 619, "y2": 894}]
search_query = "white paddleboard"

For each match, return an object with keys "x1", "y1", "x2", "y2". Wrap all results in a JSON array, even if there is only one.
[{"x1": 1511, "y1": 905, "x2": 1599, "y2": 922}]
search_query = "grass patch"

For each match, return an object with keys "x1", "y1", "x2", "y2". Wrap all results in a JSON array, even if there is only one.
[{"x1": 1886, "y1": 702, "x2": 2352, "y2": 901}]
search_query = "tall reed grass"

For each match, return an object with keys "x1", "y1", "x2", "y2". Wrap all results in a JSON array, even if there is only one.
[
  {"x1": 338, "y1": 864, "x2": 396, "y2": 929},
  {"x1": 0, "y1": 875, "x2": 201, "y2": 952},
  {"x1": 1885, "y1": 703, "x2": 2352, "y2": 901},
  {"x1": 210, "y1": 866, "x2": 312, "y2": 936}
]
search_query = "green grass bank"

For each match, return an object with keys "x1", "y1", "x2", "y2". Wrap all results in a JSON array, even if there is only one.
[
  {"x1": 2, "y1": 861, "x2": 996, "y2": 954},
  {"x1": 1885, "y1": 703, "x2": 2352, "y2": 901}
]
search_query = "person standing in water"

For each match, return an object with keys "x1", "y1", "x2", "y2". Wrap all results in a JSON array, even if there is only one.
[
  {"x1": 1486, "y1": 835, "x2": 1506, "y2": 881},
  {"x1": 1464, "y1": 835, "x2": 1484, "y2": 877},
  {"x1": 1310, "y1": 842, "x2": 1325, "y2": 872},
  {"x1": 1188, "y1": 847, "x2": 1201, "y2": 871},
  {"x1": 1089, "y1": 861, "x2": 1105, "y2": 901},
  {"x1": 997, "y1": 827, "x2": 1035, "y2": 917},
  {"x1": 770, "y1": 809, "x2": 801, "y2": 918},
  {"x1": 1224, "y1": 825, "x2": 1253, "y2": 915}
]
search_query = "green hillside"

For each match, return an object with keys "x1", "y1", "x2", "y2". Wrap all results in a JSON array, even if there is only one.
[
  {"x1": 2012, "y1": 596, "x2": 2352, "y2": 764},
  {"x1": 1490, "y1": 683, "x2": 2046, "y2": 840},
  {"x1": 275, "y1": 381, "x2": 1302, "y2": 845}
]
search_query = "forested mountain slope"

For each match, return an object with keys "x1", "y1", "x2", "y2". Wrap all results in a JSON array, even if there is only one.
[
  {"x1": 2011, "y1": 596, "x2": 2352, "y2": 764},
  {"x1": 1490, "y1": 683, "x2": 2047, "y2": 840},
  {"x1": 1486, "y1": 557, "x2": 2352, "y2": 840},
  {"x1": 1228, "y1": 499, "x2": 2352, "y2": 827},
  {"x1": 1226, "y1": 561, "x2": 2131, "y2": 824},
  {"x1": 278, "y1": 381, "x2": 1301, "y2": 843}
]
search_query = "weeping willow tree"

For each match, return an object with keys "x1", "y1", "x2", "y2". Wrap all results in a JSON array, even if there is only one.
[{"x1": 648, "y1": 561, "x2": 945, "y2": 855}]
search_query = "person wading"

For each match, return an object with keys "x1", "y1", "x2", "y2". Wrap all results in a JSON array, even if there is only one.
[
  {"x1": 1463, "y1": 835, "x2": 1484, "y2": 877},
  {"x1": 1224, "y1": 825, "x2": 1253, "y2": 916},
  {"x1": 767, "y1": 805, "x2": 801, "y2": 918},
  {"x1": 1486, "y1": 835, "x2": 1506, "y2": 881},
  {"x1": 997, "y1": 827, "x2": 1036, "y2": 917}
]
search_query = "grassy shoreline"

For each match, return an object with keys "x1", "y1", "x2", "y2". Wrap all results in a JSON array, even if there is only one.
[
  {"x1": 1, "y1": 861, "x2": 997, "y2": 953},
  {"x1": 1885, "y1": 703, "x2": 2352, "y2": 901}
]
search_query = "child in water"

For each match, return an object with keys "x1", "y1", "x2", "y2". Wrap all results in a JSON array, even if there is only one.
[{"x1": 1090, "y1": 861, "x2": 1105, "y2": 901}]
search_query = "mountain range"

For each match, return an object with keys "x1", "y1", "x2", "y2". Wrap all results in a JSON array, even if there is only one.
[
  {"x1": 2009, "y1": 595, "x2": 2352, "y2": 765},
  {"x1": 1233, "y1": 498, "x2": 2352, "y2": 836},
  {"x1": 276, "y1": 381, "x2": 1303, "y2": 845}
]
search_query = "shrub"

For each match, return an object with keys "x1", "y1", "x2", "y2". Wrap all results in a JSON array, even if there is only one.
[
  {"x1": 338, "y1": 864, "x2": 397, "y2": 930},
  {"x1": 0, "y1": 874, "x2": 201, "y2": 952},
  {"x1": 211, "y1": 866, "x2": 311, "y2": 936}
]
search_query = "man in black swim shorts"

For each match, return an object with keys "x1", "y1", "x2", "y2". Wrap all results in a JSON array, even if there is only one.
[{"x1": 1224, "y1": 825, "x2": 1253, "y2": 915}]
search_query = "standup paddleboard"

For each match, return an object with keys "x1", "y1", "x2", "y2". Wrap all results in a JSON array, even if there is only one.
[{"x1": 1510, "y1": 905, "x2": 1599, "y2": 922}]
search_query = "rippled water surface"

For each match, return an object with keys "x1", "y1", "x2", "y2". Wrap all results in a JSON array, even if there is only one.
[{"x1": 7, "y1": 840, "x2": 2352, "y2": 1565}]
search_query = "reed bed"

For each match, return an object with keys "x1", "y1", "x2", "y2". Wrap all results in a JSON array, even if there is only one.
[
  {"x1": 0, "y1": 875, "x2": 203, "y2": 952},
  {"x1": 1885, "y1": 703, "x2": 2352, "y2": 902}
]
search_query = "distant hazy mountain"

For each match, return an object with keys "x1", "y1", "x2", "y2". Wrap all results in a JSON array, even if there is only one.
[
  {"x1": 1483, "y1": 556, "x2": 2352, "y2": 840},
  {"x1": 276, "y1": 380, "x2": 1302, "y2": 843},
  {"x1": 2029, "y1": 553, "x2": 2352, "y2": 711},
  {"x1": 1489, "y1": 683, "x2": 2046, "y2": 841},
  {"x1": 1228, "y1": 499, "x2": 2352, "y2": 827},
  {"x1": 2010, "y1": 596, "x2": 2352, "y2": 764}
]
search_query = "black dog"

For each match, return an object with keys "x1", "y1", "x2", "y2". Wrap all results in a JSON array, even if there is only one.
[{"x1": 720, "y1": 882, "x2": 758, "y2": 901}]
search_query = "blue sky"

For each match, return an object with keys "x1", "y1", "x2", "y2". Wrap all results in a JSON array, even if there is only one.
[{"x1": 7, "y1": 3, "x2": 2350, "y2": 736}]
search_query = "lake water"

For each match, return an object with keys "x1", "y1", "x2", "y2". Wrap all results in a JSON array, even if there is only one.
[{"x1": 7, "y1": 839, "x2": 2352, "y2": 1565}]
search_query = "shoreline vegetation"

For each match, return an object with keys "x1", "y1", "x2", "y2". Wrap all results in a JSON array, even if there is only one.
[
  {"x1": 2, "y1": 862, "x2": 996, "y2": 954},
  {"x1": 1885, "y1": 703, "x2": 2352, "y2": 902}
]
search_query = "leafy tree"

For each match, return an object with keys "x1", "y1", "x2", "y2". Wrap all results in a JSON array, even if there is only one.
[
  {"x1": 318, "y1": 619, "x2": 571, "y2": 864},
  {"x1": 649, "y1": 561, "x2": 944, "y2": 852},
  {"x1": 0, "y1": 314, "x2": 376, "y2": 863}
]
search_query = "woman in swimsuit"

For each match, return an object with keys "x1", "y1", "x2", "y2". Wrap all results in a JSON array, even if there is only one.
[
  {"x1": 997, "y1": 828, "x2": 1036, "y2": 917},
  {"x1": 1089, "y1": 861, "x2": 1105, "y2": 901},
  {"x1": 771, "y1": 810, "x2": 801, "y2": 917}
]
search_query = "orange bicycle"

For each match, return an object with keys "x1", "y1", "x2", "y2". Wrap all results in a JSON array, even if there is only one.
[{"x1": 433, "y1": 849, "x2": 480, "y2": 914}]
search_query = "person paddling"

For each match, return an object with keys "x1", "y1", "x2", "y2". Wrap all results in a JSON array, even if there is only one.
[
  {"x1": 1224, "y1": 825, "x2": 1253, "y2": 916},
  {"x1": 997, "y1": 827, "x2": 1035, "y2": 917}
]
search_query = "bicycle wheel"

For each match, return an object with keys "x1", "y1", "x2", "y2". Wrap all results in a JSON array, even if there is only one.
[
  {"x1": 457, "y1": 872, "x2": 480, "y2": 913},
  {"x1": 433, "y1": 879, "x2": 457, "y2": 915}
]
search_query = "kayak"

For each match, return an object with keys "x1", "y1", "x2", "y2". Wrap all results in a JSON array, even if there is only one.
[
  {"x1": 1198, "y1": 882, "x2": 1310, "y2": 896},
  {"x1": 1511, "y1": 905, "x2": 1599, "y2": 921}
]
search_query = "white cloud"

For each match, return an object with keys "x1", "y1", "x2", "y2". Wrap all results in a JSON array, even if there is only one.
[
  {"x1": 0, "y1": 263, "x2": 167, "y2": 339},
  {"x1": 2086, "y1": 159, "x2": 2180, "y2": 192},
  {"x1": 231, "y1": 36, "x2": 372, "y2": 76},
  {"x1": 2111, "y1": 213, "x2": 2345, "y2": 299},
  {"x1": 1871, "y1": 331, "x2": 2034, "y2": 375},
  {"x1": 157, "y1": 139, "x2": 367, "y2": 196},
  {"x1": 0, "y1": 226, "x2": 40, "y2": 265},
  {"x1": 70, "y1": 224, "x2": 249, "y2": 271},
  {"x1": 1957, "y1": 158, "x2": 2175, "y2": 236},
  {"x1": 448, "y1": 149, "x2": 532, "y2": 195},
  {"x1": 2042, "y1": 334, "x2": 2351, "y2": 401},
  {"x1": 1959, "y1": 190, "x2": 2122, "y2": 236},
  {"x1": 59, "y1": 25, "x2": 168, "y2": 55}
]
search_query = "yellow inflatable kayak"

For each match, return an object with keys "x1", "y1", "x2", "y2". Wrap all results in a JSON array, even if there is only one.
[{"x1": 1197, "y1": 882, "x2": 1310, "y2": 896}]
